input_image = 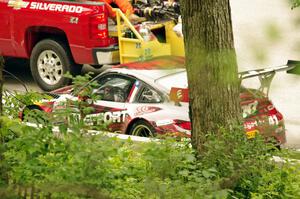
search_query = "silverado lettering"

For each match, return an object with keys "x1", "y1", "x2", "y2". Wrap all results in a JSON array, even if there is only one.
[{"x1": 29, "y1": 2, "x2": 84, "y2": 13}]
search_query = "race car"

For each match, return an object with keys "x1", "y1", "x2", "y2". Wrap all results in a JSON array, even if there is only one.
[{"x1": 20, "y1": 56, "x2": 287, "y2": 145}]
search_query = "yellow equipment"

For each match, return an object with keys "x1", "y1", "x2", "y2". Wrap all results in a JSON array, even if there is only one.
[{"x1": 110, "y1": 9, "x2": 185, "y2": 64}]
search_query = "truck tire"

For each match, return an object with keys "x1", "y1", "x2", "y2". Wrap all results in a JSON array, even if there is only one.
[{"x1": 30, "y1": 39, "x2": 82, "y2": 91}]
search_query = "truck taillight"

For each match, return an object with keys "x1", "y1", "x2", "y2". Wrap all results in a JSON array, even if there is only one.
[{"x1": 90, "y1": 14, "x2": 108, "y2": 39}]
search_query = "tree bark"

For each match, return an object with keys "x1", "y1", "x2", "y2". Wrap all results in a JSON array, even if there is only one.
[{"x1": 180, "y1": 0, "x2": 242, "y2": 152}]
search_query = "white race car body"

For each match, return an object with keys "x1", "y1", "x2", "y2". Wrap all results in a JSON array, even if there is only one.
[{"x1": 22, "y1": 56, "x2": 286, "y2": 143}]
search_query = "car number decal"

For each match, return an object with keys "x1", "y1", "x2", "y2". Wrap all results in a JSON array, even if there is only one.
[{"x1": 244, "y1": 115, "x2": 279, "y2": 130}]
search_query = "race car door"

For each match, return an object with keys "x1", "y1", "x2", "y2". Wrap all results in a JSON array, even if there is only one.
[{"x1": 90, "y1": 73, "x2": 135, "y2": 133}]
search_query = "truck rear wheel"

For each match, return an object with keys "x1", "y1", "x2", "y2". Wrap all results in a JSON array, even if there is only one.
[{"x1": 30, "y1": 39, "x2": 82, "y2": 91}]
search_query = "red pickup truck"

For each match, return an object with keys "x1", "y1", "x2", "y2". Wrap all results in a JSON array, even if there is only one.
[{"x1": 0, "y1": 0, "x2": 119, "y2": 91}]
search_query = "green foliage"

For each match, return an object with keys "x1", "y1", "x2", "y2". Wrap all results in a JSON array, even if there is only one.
[
  {"x1": 249, "y1": 162, "x2": 300, "y2": 199},
  {"x1": 291, "y1": 0, "x2": 300, "y2": 9},
  {"x1": 1, "y1": 122, "x2": 196, "y2": 198},
  {"x1": 280, "y1": 149, "x2": 300, "y2": 160},
  {"x1": 0, "y1": 74, "x2": 300, "y2": 198},
  {"x1": 192, "y1": 125, "x2": 300, "y2": 198},
  {"x1": 2, "y1": 90, "x2": 48, "y2": 119},
  {"x1": 57, "y1": 72, "x2": 106, "y2": 132},
  {"x1": 1, "y1": 116, "x2": 299, "y2": 198}
]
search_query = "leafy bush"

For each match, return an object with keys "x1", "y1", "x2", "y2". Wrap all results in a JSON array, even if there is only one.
[
  {"x1": 204, "y1": 127, "x2": 300, "y2": 199},
  {"x1": 0, "y1": 75, "x2": 299, "y2": 198},
  {"x1": 2, "y1": 90, "x2": 47, "y2": 119},
  {"x1": 1, "y1": 115, "x2": 299, "y2": 199}
]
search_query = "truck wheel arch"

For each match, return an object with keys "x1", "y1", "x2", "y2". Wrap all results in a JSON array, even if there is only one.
[{"x1": 25, "y1": 26, "x2": 71, "y2": 58}]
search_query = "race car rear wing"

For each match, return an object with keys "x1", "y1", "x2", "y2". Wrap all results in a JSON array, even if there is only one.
[
  {"x1": 169, "y1": 60, "x2": 300, "y2": 104},
  {"x1": 239, "y1": 60, "x2": 300, "y2": 79},
  {"x1": 238, "y1": 60, "x2": 300, "y2": 95}
]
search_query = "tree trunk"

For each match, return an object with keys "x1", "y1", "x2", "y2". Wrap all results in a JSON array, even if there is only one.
[{"x1": 180, "y1": 0, "x2": 242, "y2": 152}]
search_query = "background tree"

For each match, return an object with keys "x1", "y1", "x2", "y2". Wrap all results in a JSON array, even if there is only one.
[
  {"x1": 292, "y1": 0, "x2": 300, "y2": 8},
  {"x1": 180, "y1": 0, "x2": 242, "y2": 152}
]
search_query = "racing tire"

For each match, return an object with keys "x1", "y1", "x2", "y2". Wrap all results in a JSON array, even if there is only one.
[
  {"x1": 30, "y1": 39, "x2": 82, "y2": 91},
  {"x1": 128, "y1": 120, "x2": 156, "y2": 137}
]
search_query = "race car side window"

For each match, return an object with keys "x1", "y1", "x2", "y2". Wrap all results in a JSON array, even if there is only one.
[
  {"x1": 95, "y1": 74, "x2": 134, "y2": 102},
  {"x1": 138, "y1": 86, "x2": 162, "y2": 103}
]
